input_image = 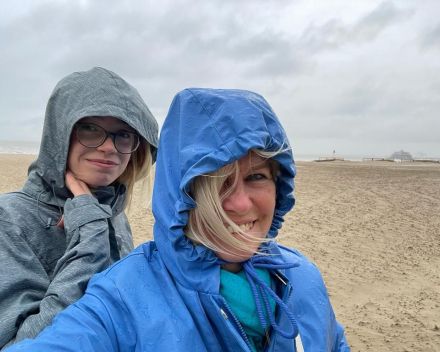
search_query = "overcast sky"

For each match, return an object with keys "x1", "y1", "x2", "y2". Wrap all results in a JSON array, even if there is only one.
[{"x1": 1, "y1": 0, "x2": 439, "y2": 157}]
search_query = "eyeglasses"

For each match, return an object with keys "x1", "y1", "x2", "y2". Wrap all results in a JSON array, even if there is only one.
[{"x1": 75, "y1": 122, "x2": 140, "y2": 154}]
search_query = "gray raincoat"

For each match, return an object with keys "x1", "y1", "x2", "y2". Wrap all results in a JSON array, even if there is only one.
[{"x1": 0, "y1": 67, "x2": 158, "y2": 349}]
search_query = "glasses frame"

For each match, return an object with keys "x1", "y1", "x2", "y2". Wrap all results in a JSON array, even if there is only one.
[{"x1": 74, "y1": 122, "x2": 141, "y2": 154}]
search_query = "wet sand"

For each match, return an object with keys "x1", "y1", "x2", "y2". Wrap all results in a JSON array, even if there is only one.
[{"x1": 1, "y1": 154, "x2": 439, "y2": 351}]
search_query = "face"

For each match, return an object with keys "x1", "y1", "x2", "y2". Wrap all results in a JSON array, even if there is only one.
[
  {"x1": 67, "y1": 116, "x2": 134, "y2": 187},
  {"x1": 212, "y1": 153, "x2": 276, "y2": 267}
]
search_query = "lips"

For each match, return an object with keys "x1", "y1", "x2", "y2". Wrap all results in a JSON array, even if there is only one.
[
  {"x1": 87, "y1": 159, "x2": 118, "y2": 168},
  {"x1": 227, "y1": 221, "x2": 254, "y2": 234}
]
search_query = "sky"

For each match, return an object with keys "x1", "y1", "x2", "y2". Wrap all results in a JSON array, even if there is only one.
[{"x1": 0, "y1": 0, "x2": 439, "y2": 158}]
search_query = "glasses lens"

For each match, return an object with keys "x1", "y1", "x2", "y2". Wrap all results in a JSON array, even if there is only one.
[
  {"x1": 77, "y1": 123, "x2": 106, "y2": 147},
  {"x1": 115, "y1": 132, "x2": 140, "y2": 153}
]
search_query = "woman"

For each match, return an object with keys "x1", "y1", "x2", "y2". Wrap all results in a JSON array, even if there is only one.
[
  {"x1": 6, "y1": 88, "x2": 349, "y2": 351},
  {"x1": 0, "y1": 67, "x2": 158, "y2": 349}
]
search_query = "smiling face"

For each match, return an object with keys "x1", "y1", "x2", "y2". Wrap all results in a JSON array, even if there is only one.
[
  {"x1": 67, "y1": 116, "x2": 134, "y2": 187},
  {"x1": 186, "y1": 151, "x2": 277, "y2": 272},
  {"x1": 217, "y1": 153, "x2": 276, "y2": 264}
]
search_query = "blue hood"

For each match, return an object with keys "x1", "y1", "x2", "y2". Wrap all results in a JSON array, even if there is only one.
[{"x1": 152, "y1": 88, "x2": 296, "y2": 292}]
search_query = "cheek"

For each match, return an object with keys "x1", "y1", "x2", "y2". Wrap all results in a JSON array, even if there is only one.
[
  {"x1": 67, "y1": 141, "x2": 81, "y2": 171},
  {"x1": 263, "y1": 185, "x2": 276, "y2": 213},
  {"x1": 120, "y1": 154, "x2": 131, "y2": 171},
  {"x1": 260, "y1": 188, "x2": 276, "y2": 229}
]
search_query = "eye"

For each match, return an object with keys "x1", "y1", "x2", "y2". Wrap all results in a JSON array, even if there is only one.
[
  {"x1": 78, "y1": 123, "x2": 101, "y2": 133},
  {"x1": 80, "y1": 123, "x2": 99, "y2": 132},
  {"x1": 246, "y1": 173, "x2": 268, "y2": 181},
  {"x1": 118, "y1": 132, "x2": 132, "y2": 139}
]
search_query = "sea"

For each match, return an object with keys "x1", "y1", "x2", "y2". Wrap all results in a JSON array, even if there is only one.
[
  {"x1": 0, "y1": 140, "x2": 370, "y2": 161},
  {"x1": 0, "y1": 140, "x2": 40, "y2": 154}
]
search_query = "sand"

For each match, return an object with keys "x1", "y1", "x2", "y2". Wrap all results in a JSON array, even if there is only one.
[{"x1": 1, "y1": 154, "x2": 439, "y2": 351}]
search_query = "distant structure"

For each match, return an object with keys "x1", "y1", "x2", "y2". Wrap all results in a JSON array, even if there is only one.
[
  {"x1": 390, "y1": 149, "x2": 413, "y2": 160},
  {"x1": 314, "y1": 149, "x2": 344, "y2": 162},
  {"x1": 364, "y1": 150, "x2": 439, "y2": 163}
]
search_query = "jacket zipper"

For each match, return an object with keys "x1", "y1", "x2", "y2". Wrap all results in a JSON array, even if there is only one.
[{"x1": 219, "y1": 298, "x2": 253, "y2": 351}]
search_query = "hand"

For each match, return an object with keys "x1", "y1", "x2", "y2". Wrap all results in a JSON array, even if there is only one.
[{"x1": 65, "y1": 171, "x2": 92, "y2": 197}]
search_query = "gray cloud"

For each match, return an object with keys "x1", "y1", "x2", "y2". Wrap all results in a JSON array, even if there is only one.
[
  {"x1": 299, "y1": 1, "x2": 414, "y2": 53},
  {"x1": 0, "y1": 0, "x2": 438, "y2": 157},
  {"x1": 419, "y1": 21, "x2": 440, "y2": 50}
]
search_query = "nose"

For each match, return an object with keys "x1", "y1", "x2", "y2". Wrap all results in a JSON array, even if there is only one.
[
  {"x1": 96, "y1": 135, "x2": 117, "y2": 154},
  {"x1": 222, "y1": 180, "x2": 252, "y2": 215}
]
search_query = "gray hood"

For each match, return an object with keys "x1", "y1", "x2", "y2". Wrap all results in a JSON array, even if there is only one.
[{"x1": 25, "y1": 67, "x2": 158, "y2": 204}]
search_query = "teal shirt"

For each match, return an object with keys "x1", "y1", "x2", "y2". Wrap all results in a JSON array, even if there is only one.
[{"x1": 220, "y1": 268, "x2": 276, "y2": 352}]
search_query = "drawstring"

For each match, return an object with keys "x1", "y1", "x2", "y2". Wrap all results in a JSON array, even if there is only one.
[
  {"x1": 37, "y1": 181, "x2": 63, "y2": 229},
  {"x1": 244, "y1": 256, "x2": 299, "y2": 339},
  {"x1": 219, "y1": 255, "x2": 300, "y2": 340}
]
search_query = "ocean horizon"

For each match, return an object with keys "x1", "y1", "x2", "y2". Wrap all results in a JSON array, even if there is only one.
[
  {"x1": 0, "y1": 140, "x2": 40, "y2": 154},
  {"x1": 0, "y1": 140, "x2": 373, "y2": 161},
  {"x1": 2, "y1": 140, "x2": 436, "y2": 162}
]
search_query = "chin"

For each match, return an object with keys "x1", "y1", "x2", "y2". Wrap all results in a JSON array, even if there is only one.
[
  {"x1": 82, "y1": 176, "x2": 115, "y2": 188},
  {"x1": 219, "y1": 251, "x2": 254, "y2": 264}
]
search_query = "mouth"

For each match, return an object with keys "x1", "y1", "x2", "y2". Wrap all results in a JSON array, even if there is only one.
[
  {"x1": 227, "y1": 221, "x2": 255, "y2": 234},
  {"x1": 87, "y1": 159, "x2": 118, "y2": 167}
]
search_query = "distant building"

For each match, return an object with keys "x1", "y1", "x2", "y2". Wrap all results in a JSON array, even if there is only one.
[{"x1": 390, "y1": 149, "x2": 413, "y2": 160}]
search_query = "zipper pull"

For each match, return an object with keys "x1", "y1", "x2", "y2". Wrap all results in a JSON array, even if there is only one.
[
  {"x1": 265, "y1": 328, "x2": 271, "y2": 346},
  {"x1": 275, "y1": 272, "x2": 287, "y2": 286},
  {"x1": 220, "y1": 308, "x2": 228, "y2": 319}
]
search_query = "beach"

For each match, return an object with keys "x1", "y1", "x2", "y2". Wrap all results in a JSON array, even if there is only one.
[{"x1": 1, "y1": 154, "x2": 439, "y2": 351}]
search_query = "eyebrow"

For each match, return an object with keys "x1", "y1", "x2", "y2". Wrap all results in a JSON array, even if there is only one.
[
  {"x1": 248, "y1": 160, "x2": 271, "y2": 171},
  {"x1": 81, "y1": 117, "x2": 136, "y2": 132}
]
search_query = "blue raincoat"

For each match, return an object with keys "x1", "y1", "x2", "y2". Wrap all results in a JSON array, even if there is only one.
[{"x1": 6, "y1": 89, "x2": 350, "y2": 351}]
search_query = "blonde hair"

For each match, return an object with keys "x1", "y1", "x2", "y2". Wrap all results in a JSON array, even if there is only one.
[
  {"x1": 185, "y1": 149, "x2": 280, "y2": 257},
  {"x1": 116, "y1": 139, "x2": 154, "y2": 209}
]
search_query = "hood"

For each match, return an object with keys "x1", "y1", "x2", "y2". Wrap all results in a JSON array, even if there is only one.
[
  {"x1": 26, "y1": 67, "x2": 158, "y2": 203},
  {"x1": 152, "y1": 88, "x2": 296, "y2": 292}
]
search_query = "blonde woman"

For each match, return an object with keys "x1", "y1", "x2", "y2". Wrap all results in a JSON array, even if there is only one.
[
  {"x1": 6, "y1": 88, "x2": 349, "y2": 351},
  {"x1": 0, "y1": 67, "x2": 158, "y2": 349}
]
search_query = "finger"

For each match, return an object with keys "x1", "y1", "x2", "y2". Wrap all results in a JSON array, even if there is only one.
[
  {"x1": 65, "y1": 171, "x2": 74, "y2": 189},
  {"x1": 65, "y1": 171, "x2": 88, "y2": 196},
  {"x1": 77, "y1": 179, "x2": 92, "y2": 196}
]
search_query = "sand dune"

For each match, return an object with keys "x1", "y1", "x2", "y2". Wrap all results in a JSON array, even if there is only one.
[{"x1": 1, "y1": 154, "x2": 439, "y2": 351}]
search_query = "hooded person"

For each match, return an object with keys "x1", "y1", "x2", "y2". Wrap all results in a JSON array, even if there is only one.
[
  {"x1": 5, "y1": 88, "x2": 350, "y2": 351},
  {"x1": 0, "y1": 67, "x2": 158, "y2": 349}
]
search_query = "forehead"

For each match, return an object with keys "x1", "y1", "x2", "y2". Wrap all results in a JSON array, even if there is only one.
[
  {"x1": 79, "y1": 116, "x2": 135, "y2": 131},
  {"x1": 236, "y1": 152, "x2": 271, "y2": 172}
]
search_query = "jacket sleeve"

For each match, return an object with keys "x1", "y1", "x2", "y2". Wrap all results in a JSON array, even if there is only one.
[
  {"x1": 334, "y1": 322, "x2": 350, "y2": 351},
  {"x1": 4, "y1": 273, "x2": 133, "y2": 352},
  {"x1": 0, "y1": 220, "x2": 49, "y2": 350},
  {"x1": 280, "y1": 246, "x2": 351, "y2": 351},
  {"x1": 300, "y1": 267, "x2": 351, "y2": 351},
  {"x1": 0, "y1": 195, "x2": 113, "y2": 350},
  {"x1": 333, "y1": 321, "x2": 351, "y2": 352}
]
